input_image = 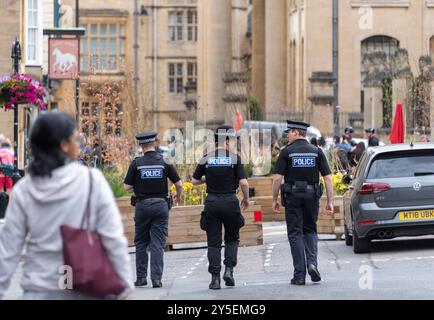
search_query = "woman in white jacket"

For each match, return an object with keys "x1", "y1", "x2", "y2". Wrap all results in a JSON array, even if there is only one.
[{"x1": 0, "y1": 113, "x2": 134, "y2": 299}]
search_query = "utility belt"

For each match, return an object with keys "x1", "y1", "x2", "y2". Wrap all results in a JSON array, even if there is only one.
[
  {"x1": 131, "y1": 195, "x2": 173, "y2": 210},
  {"x1": 280, "y1": 181, "x2": 324, "y2": 206}
]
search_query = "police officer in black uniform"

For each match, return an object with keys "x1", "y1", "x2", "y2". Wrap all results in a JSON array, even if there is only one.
[
  {"x1": 365, "y1": 128, "x2": 380, "y2": 147},
  {"x1": 124, "y1": 132, "x2": 183, "y2": 288},
  {"x1": 192, "y1": 125, "x2": 250, "y2": 290},
  {"x1": 272, "y1": 121, "x2": 334, "y2": 286}
]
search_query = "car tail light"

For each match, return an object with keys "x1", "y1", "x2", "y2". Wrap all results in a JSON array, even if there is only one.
[
  {"x1": 358, "y1": 183, "x2": 391, "y2": 195},
  {"x1": 358, "y1": 220, "x2": 376, "y2": 226}
]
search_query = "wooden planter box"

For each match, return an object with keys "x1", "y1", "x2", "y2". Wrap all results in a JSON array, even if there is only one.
[
  {"x1": 251, "y1": 195, "x2": 344, "y2": 240},
  {"x1": 248, "y1": 177, "x2": 274, "y2": 197},
  {"x1": 318, "y1": 196, "x2": 344, "y2": 239},
  {"x1": 117, "y1": 197, "x2": 263, "y2": 248}
]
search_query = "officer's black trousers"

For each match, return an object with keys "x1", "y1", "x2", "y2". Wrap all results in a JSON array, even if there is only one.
[
  {"x1": 134, "y1": 198, "x2": 169, "y2": 281},
  {"x1": 284, "y1": 189, "x2": 319, "y2": 280},
  {"x1": 202, "y1": 194, "x2": 244, "y2": 275}
]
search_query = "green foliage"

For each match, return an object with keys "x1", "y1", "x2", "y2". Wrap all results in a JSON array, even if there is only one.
[
  {"x1": 382, "y1": 78, "x2": 393, "y2": 128},
  {"x1": 244, "y1": 162, "x2": 254, "y2": 178},
  {"x1": 270, "y1": 153, "x2": 278, "y2": 176},
  {"x1": 102, "y1": 167, "x2": 132, "y2": 198},
  {"x1": 248, "y1": 96, "x2": 263, "y2": 121}
]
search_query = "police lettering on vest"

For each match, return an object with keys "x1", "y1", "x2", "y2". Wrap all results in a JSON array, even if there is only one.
[
  {"x1": 207, "y1": 157, "x2": 232, "y2": 167},
  {"x1": 124, "y1": 152, "x2": 181, "y2": 199},
  {"x1": 139, "y1": 166, "x2": 164, "y2": 179},
  {"x1": 291, "y1": 154, "x2": 317, "y2": 168}
]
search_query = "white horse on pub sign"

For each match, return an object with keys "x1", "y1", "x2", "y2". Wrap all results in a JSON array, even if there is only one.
[{"x1": 52, "y1": 48, "x2": 78, "y2": 74}]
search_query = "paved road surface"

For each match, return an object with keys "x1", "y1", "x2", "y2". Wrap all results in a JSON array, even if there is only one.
[{"x1": 3, "y1": 220, "x2": 434, "y2": 300}]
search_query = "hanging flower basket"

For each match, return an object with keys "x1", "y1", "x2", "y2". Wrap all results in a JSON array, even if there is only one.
[{"x1": 0, "y1": 74, "x2": 46, "y2": 110}]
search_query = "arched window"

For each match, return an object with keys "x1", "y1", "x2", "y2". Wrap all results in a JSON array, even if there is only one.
[
  {"x1": 360, "y1": 36, "x2": 400, "y2": 127},
  {"x1": 361, "y1": 35, "x2": 400, "y2": 85},
  {"x1": 361, "y1": 35, "x2": 400, "y2": 56}
]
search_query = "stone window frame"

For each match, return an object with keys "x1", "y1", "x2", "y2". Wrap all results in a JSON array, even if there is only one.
[
  {"x1": 25, "y1": 0, "x2": 43, "y2": 66},
  {"x1": 169, "y1": 11, "x2": 184, "y2": 42},
  {"x1": 187, "y1": 10, "x2": 198, "y2": 42},
  {"x1": 350, "y1": 0, "x2": 411, "y2": 8},
  {"x1": 80, "y1": 19, "x2": 126, "y2": 73},
  {"x1": 168, "y1": 62, "x2": 184, "y2": 94},
  {"x1": 187, "y1": 61, "x2": 197, "y2": 84},
  {"x1": 168, "y1": 9, "x2": 198, "y2": 43}
]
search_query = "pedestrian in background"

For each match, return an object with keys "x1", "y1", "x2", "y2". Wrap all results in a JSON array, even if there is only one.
[
  {"x1": 0, "y1": 136, "x2": 14, "y2": 195},
  {"x1": 318, "y1": 137, "x2": 327, "y2": 151},
  {"x1": 349, "y1": 142, "x2": 366, "y2": 168},
  {"x1": 310, "y1": 137, "x2": 318, "y2": 147},
  {"x1": 333, "y1": 136, "x2": 350, "y2": 172},
  {"x1": 365, "y1": 128, "x2": 379, "y2": 147},
  {"x1": 0, "y1": 113, "x2": 134, "y2": 300}
]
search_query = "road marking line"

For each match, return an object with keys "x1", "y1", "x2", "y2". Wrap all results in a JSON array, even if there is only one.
[
  {"x1": 372, "y1": 258, "x2": 390, "y2": 262},
  {"x1": 395, "y1": 257, "x2": 413, "y2": 261}
]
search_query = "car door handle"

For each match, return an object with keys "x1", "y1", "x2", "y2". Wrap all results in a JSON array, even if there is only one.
[{"x1": 349, "y1": 186, "x2": 355, "y2": 190}]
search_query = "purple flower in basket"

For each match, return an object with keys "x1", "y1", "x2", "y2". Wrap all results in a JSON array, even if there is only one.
[{"x1": 0, "y1": 75, "x2": 10, "y2": 83}]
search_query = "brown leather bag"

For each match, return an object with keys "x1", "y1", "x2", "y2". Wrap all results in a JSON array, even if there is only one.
[{"x1": 60, "y1": 169, "x2": 125, "y2": 299}]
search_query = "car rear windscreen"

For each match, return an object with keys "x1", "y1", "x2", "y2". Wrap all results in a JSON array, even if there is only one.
[{"x1": 367, "y1": 150, "x2": 434, "y2": 179}]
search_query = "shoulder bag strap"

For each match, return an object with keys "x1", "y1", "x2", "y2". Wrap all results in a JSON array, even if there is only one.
[{"x1": 80, "y1": 169, "x2": 93, "y2": 230}]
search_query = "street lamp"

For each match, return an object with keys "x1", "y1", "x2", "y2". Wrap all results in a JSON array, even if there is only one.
[{"x1": 10, "y1": 38, "x2": 21, "y2": 185}]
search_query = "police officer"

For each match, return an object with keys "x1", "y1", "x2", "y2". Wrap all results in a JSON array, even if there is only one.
[
  {"x1": 272, "y1": 121, "x2": 334, "y2": 286},
  {"x1": 124, "y1": 132, "x2": 183, "y2": 288},
  {"x1": 365, "y1": 128, "x2": 380, "y2": 147},
  {"x1": 192, "y1": 125, "x2": 250, "y2": 290}
]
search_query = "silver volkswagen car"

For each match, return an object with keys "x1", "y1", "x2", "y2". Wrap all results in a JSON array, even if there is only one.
[{"x1": 343, "y1": 144, "x2": 434, "y2": 254}]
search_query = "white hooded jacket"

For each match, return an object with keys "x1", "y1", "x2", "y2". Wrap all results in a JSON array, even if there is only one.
[{"x1": 0, "y1": 162, "x2": 134, "y2": 298}]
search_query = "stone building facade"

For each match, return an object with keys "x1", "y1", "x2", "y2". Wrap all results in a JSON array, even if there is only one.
[
  {"x1": 251, "y1": 0, "x2": 434, "y2": 136},
  {"x1": 0, "y1": 0, "x2": 21, "y2": 142},
  {"x1": 45, "y1": 0, "x2": 251, "y2": 140}
]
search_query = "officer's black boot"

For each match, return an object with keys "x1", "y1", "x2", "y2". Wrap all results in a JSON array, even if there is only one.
[
  {"x1": 209, "y1": 274, "x2": 221, "y2": 290},
  {"x1": 223, "y1": 241, "x2": 238, "y2": 287},
  {"x1": 134, "y1": 277, "x2": 148, "y2": 287},
  {"x1": 208, "y1": 246, "x2": 222, "y2": 290},
  {"x1": 223, "y1": 267, "x2": 235, "y2": 287},
  {"x1": 152, "y1": 280, "x2": 163, "y2": 288},
  {"x1": 308, "y1": 264, "x2": 322, "y2": 283}
]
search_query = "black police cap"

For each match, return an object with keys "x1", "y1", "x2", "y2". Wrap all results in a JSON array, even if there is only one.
[
  {"x1": 345, "y1": 127, "x2": 355, "y2": 134},
  {"x1": 365, "y1": 128, "x2": 375, "y2": 134},
  {"x1": 284, "y1": 120, "x2": 310, "y2": 133},
  {"x1": 136, "y1": 132, "x2": 158, "y2": 144}
]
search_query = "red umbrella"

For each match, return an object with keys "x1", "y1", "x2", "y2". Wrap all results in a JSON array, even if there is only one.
[
  {"x1": 234, "y1": 111, "x2": 244, "y2": 131},
  {"x1": 389, "y1": 103, "x2": 405, "y2": 144}
]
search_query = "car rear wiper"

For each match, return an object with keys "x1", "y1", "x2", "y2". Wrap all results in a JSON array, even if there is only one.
[{"x1": 414, "y1": 172, "x2": 434, "y2": 176}]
